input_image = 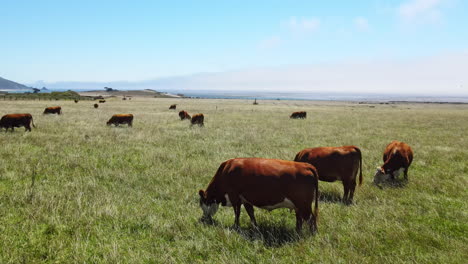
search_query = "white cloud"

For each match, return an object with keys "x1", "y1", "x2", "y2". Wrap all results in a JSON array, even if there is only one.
[
  {"x1": 284, "y1": 17, "x2": 320, "y2": 34},
  {"x1": 34, "y1": 52, "x2": 468, "y2": 96},
  {"x1": 147, "y1": 52, "x2": 468, "y2": 96},
  {"x1": 398, "y1": 0, "x2": 445, "y2": 23},
  {"x1": 258, "y1": 36, "x2": 282, "y2": 50},
  {"x1": 354, "y1": 17, "x2": 370, "y2": 31}
]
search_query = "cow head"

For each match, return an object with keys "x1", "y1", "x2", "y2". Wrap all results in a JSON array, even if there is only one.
[
  {"x1": 373, "y1": 167, "x2": 391, "y2": 185},
  {"x1": 198, "y1": 190, "x2": 219, "y2": 222},
  {"x1": 0, "y1": 118, "x2": 6, "y2": 130}
]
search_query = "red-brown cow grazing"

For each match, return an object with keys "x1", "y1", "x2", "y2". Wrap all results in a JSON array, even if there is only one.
[
  {"x1": 94, "y1": 104, "x2": 99, "y2": 109},
  {"x1": 294, "y1": 146, "x2": 362, "y2": 204},
  {"x1": 0, "y1": 114, "x2": 36, "y2": 132},
  {"x1": 43, "y1": 106, "x2": 62, "y2": 115},
  {"x1": 107, "y1": 114, "x2": 133, "y2": 127},
  {"x1": 191, "y1": 113, "x2": 204, "y2": 126},
  {"x1": 179, "y1": 110, "x2": 191, "y2": 120},
  {"x1": 373, "y1": 141, "x2": 413, "y2": 185},
  {"x1": 169, "y1": 104, "x2": 177, "y2": 110},
  {"x1": 290, "y1": 111, "x2": 307, "y2": 119},
  {"x1": 99, "y1": 100, "x2": 106, "y2": 103},
  {"x1": 199, "y1": 158, "x2": 319, "y2": 233},
  {"x1": 74, "y1": 100, "x2": 79, "y2": 103}
]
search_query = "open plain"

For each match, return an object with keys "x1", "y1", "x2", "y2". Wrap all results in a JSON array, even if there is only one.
[{"x1": 0, "y1": 98, "x2": 467, "y2": 263}]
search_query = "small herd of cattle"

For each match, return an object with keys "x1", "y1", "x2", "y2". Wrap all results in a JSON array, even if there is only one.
[
  {"x1": 1, "y1": 101, "x2": 414, "y2": 234},
  {"x1": 170, "y1": 105, "x2": 204, "y2": 126},
  {"x1": 199, "y1": 141, "x2": 413, "y2": 233}
]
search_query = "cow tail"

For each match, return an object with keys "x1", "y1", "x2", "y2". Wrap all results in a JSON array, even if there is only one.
[
  {"x1": 31, "y1": 116, "x2": 36, "y2": 128},
  {"x1": 310, "y1": 167, "x2": 319, "y2": 224},
  {"x1": 355, "y1": 146, "x2": 363, "y2": 186},
  {"x1": 314, "y1": 170, "x2": 320, "y2": 223}
]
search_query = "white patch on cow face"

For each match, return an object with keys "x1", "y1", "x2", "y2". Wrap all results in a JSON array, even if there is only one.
[
  {"x1": 392, "y1": 167, "x2": 405, "y2": 179},
  {"x1": 373, "y1": 168, "x2": 391, "y2": 185},
  {"x1": 224, "y1": 194, "x2": 232, "y2": 207},
  {"x1": 200, "y1": 202, "x2": 219, "y2": 219}
]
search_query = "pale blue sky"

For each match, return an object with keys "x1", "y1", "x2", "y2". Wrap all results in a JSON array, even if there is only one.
[{"x1": 1, "y1": 0, "x2": 467, "y2": 94}]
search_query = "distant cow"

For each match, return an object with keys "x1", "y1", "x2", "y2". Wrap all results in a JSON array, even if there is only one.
[
  {"x1": 0, "y1": 113, "x2": 36, "y2": 132},
  {"x1": 94, "y1": 104, "x2": 99, "y2": 109},
  {"x1": 374, "y1": 141, "x2": 413, "y2": 185},
  {"x1": 169, "y1": 104, "x2": 177, "y2": 110},
  {"x1": 290, "y1": 111, "x2": 307, "y2": 119},
  {"x1": 179, "y1": 110, "x2": 191, "y2": 120},
  {"x1": 191, "y1": 113, "x2": 204, "y2": 126},
  {"x1": 122, "y1": 97, "x2": 127, "y2": 100},
  {"x1": 107, "y1": 114, "x2": 133, "y2": 127},
  {"x1": 74, "y1": 100, "x2": 79, "y2": 103},
  {"x1": 294, "y1": 146, "x2": 362, "y2": 204},
  {"x1": 99, "y1": 100, "x2": 106, "y2": 103},
  {"x1": 199, "y1": 158, "x2": 319, "y2": 233},
  {"x1": 43, "y1": 106, "x2": 62, "y2": 115}
]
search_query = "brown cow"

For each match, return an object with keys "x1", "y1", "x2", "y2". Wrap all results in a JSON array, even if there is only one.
[
  {"x1": 43, "y1": 106, "x2": 62, "y2": 115},
  {"x1": 99, "y1": 100, "x2": 106, "y2": 103},
  {"x1": 373, "y1": 141, "x2": 413, "y2": 185},
  {"x1": 199, "y1": 158, "x2": 319, "y2": 233},
  {"x1": 169, "y1": 104, "x2": 177, "y2": 110},
  {"x1": 107, "y1": 114, "x2": 133, "y2": 127},
  {"x1": 0, "y1": 114, "x2": 36, "y2": 132},
  {"x1": 294, "y1": 146, "x2": 362, "y2": 204},
  {"x1": 179, "y1": 110, "x2": 191, "y2": 120},
  {"x1": 191, "y1": 113, "x2": 204, "y2": 126},
  {"x1": 94, "y1": 104, "x2": 99, "y2": 109},
  {"x1": 74, "y1": 99, "x2": 79, "y2": 103},
  {"x1": 290, "y1": 111, "x2": 307, "y2": 119}
]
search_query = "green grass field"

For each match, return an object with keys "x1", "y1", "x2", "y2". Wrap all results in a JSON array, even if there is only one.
[{"x1": 0, "y1": 98, "x2": 467, "y2": 263}]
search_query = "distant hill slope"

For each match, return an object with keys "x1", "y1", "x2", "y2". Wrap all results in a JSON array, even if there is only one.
[{"x1": 0, "y1": 77, "x2": 31, "y2": 91}]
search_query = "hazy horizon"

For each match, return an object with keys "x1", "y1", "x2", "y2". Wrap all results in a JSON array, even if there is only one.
[{"x1": 2, "y1": 0, "x2": 467, "y2": 95}]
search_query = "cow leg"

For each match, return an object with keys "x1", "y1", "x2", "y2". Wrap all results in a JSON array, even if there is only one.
[
  {"x1": 348, "y1": 180, "x2": 357, "y2": 204},
  {"x1": 233, "y1": 204, "x2": 242, "y2": 228},
  {"x1": 228, "y1": 194, "x2": 242, "y2": 228},
  {"x1": 243, "y1": 203, "x2": 257, "y2": 227},
  {"x1": 404, "y1": 167, "x2": 409, "y2": 181},
  {"x1": 296, "y1": 207, "x2": 312, "y2": 233},
  {"x1": 306, "y1": 207, "x2": 317, "y2": 234},
  {"x1": 295, "y1": 210, "x2": 303, "y2": 233},
  {"x1": 342, "y1": 181, "x2": 350, "y2": 204}
]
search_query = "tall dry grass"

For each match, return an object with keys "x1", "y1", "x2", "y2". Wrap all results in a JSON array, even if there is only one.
[{"x1": 0, "y1": 98, "x2": 467, "y2": 263}]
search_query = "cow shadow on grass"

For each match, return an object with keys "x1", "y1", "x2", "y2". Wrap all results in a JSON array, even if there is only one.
[
  {"x1": 318, "y1": 190, "x2": 343, "y2": 204},
  {"x1": 200, "y1": 218, "x2": 301, "y2": 247},
  {"x1": 375, "y1": 179, "x2": 408, "y2": 189},
  {"x1": 233, "y1": 224, "x2": 302, "y2": 247}
]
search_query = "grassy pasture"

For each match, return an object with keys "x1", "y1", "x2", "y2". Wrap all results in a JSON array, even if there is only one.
[{"x1": 0, "y1": 98, "x2": 467, "y2": 263}]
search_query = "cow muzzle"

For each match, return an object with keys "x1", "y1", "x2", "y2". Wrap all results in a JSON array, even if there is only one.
[{"x1": 373, "y1": 167, "x2": 391, "y2": 185}]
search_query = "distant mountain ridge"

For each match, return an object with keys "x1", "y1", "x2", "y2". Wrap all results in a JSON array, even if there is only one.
[{"x1": 0, "y1": 77, "x2": 31, "y2": 91}]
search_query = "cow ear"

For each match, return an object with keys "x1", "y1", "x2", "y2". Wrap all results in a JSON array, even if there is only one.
[{"x1": 198, "y1": 190, "x2": 205, "y2": 198}]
